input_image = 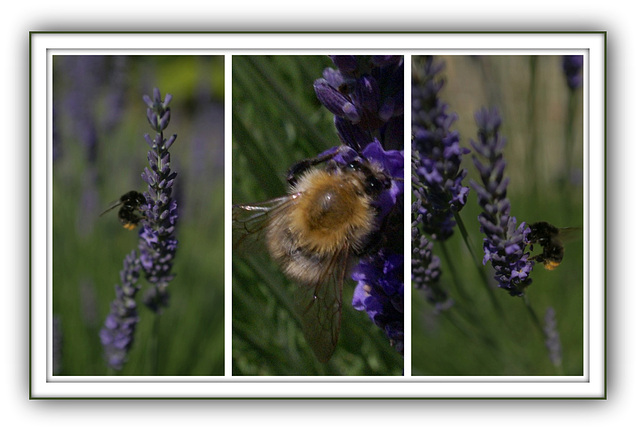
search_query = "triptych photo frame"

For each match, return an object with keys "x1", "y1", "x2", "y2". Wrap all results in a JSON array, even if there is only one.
[{"x1": 29, "y1": 32, "x2": 605, "y2": 399}]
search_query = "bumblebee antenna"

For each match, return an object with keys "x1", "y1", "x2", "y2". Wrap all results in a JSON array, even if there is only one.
[{"x1": 99, "y1": 200, "x2": 123, "y2": 217}]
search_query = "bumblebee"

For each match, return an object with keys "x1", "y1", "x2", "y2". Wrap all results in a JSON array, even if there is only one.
[
  {"x1": 233, "y1": 146, "x2": 399, "y2": 362},
  {"x1": 100, "y1": 191, "x2": 146, "y2": 230},
  {"x1": 527, "y1": 221, "x2": 581, "y2": 270}
]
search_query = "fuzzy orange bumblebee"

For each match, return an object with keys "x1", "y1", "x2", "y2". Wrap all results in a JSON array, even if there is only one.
[
  {"x1": 264, "y1": 166, "x2": 380, "y2": 287},
  {"x1": 232, "y1": 150, "x2": 395, "y2": 362}
]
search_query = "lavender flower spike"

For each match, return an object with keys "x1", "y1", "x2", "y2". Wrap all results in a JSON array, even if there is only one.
[
  {"x1": 352, "y1": 249, "x2": 404, "y2": 354},
  {"x1": 99, "y1": 251, "x2": 142, "y2": 370},
  {"x1": 412, "y1": 56, "x2": 470, "y2": 241},
  {"x1": 314, "y1": 55, "x2": 404, "y2": 150},
  {"x1": 411, "y1": 199, "x2": 452, "y2": 311},
  {"x1": 544, "y1": 307, "x2": 563, "y2": 367},
  {"x1": 139, "y1": 88, "x2": 179, "y2": 313},
  {"x1": 470, "y1": 107, "x2": 533, "y2": 296}
]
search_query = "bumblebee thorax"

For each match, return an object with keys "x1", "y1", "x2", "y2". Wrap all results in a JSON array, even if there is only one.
[{"x1": 289, "y1": 169, "x2": 376, "y2": 254}]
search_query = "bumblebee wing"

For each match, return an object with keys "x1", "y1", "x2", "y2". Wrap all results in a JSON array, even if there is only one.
[
  {"x1": 293, "y1": 244, "x2": 349, "y2": 363},
  {"x1": 232, "y1": 195, "x2": 295, "y2": 250},
  {"x1": 557, "y1": 227, "x2": 583, "y2": 244}
]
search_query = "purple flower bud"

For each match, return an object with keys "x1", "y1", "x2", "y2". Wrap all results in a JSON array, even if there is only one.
[
  {"x1": 152, "y1": 87, "x2": 162, "y2": 104},
  {"x1": 165, "y1": 134, "x2": 177, "y2": 150},
  {"x1": 142, "y1": 94, "x2": 154, "y2": 108},
  {"x1": 352, "y1": 75, "x2": 381, "y2": 127},
  {"x1": 147, "y1": 108, "x2": 158, "y2": 129},
  {"x1": 322, "y1": 67, "x2": 346, "y2": 88},
  {"x1": 378, "y1": 97, "x2": 396, "y2": 122},
  {"x1": 144, "y1": 134, "x2": 154, "y2": 149},
  {"x1": 333, "y1": 117, "x2": 371, "y2": 150},
  {"x1": 342, "y1": 102, "x2": 361, "y2": 123},
  {"x1": 313, "y1": 79, "x2": 356, "y2": 118},
  {"x1": 159, "y1": 109, "x2": 171, "y2": 130}
]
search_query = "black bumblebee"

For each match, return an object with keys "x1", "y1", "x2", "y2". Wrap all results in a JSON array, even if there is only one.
[
  {"x1": 100, "y1": 191, "x2": 146, "y2": 230},
  {"x1": 527, "y1": 221, "x2": 581, "y2": 270}
]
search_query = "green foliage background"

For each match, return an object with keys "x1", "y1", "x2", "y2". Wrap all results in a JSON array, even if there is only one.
[
  {"x1": 232, "y1": 56, "x2": 405, "y2": 376},
  {"x1": 411, "y1": 55, "x2": 584, "y2": 375},
  {"x1": 52, "y1": 55, "x2": 225, "y2": 375}
]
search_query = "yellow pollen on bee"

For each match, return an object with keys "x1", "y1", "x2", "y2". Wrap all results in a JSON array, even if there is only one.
[{"x1": 544, "y1": 261, "x2": 561, "y2": 271}]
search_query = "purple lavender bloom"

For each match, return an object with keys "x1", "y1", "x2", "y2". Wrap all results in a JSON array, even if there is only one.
[
  {"x1": 411, "y1": 199, "x2": 453, "y2": 312},
  {"x1": 412, "y1": 56, "x2": 470, "y2": 241},
  {"x1": 99, "y1": 251, "x2": 142, "y2": 370},
  {"x1": 562, "y1": 55, "x2": 583, "y2": 90},
  {"x1": 139, "y1": 88, "x2": 179, "y2": 313},
  {"x1": 352, "y1": 249, "x2": 404, "y2": 354},
  {"x1": 99, "y1": 88, "x2": 179, "y2": 370},
  {"x1": 343, "y1": 141, "x2": 404, "y2": 353},
  {"x1": 314, "y1": 55, "x2": 403, "y2": 151},
  {"x1": 470, "y1": 107, "x2": 533, "y2": 296},
  {"x1": 544, "y1": 307, "x2": 562, "y2": 367},
  {"x1": 362, "y1": 139, "x2": 403, "y2": 217}
]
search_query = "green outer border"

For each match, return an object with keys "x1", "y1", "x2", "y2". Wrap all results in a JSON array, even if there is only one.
[{"x1": 29, "y1": 30, "x2": 607, "y2": 400}]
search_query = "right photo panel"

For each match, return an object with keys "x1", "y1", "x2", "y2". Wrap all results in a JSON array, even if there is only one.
[{"x1": 411, "y1": 55, "x2": 584, "y2": 375}]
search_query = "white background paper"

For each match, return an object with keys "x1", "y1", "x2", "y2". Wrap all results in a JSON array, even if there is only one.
[{"x1": 5, "y1": 1, "x2": 633, "y2": 429}]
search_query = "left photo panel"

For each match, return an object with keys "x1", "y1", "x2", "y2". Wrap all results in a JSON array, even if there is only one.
[{"x1": 52, "y1": 56, "x2": 225, "y2": 375}]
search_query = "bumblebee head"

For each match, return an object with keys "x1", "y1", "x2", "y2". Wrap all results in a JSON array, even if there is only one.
[{"x1": 346, "y1": 159, "x2": 390, "y2": 197}]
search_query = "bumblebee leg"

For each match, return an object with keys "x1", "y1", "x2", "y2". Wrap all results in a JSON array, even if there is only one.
[
  {"x1": 354, "y1": 230, "x2": 383, "y2": 257},
  {"x1": 286, "y1": 147, "x2": 347, "y2": 185},
  {"x1": 528, "y1": 253, "x2": 545, "y2": 263}
]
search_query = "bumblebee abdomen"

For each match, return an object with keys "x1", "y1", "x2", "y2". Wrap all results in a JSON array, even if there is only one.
[
  {"x1": 543, "y1": 260, "x2": 562, "y2": 271},
  {"x1": 264, "y1": 217, "x2": 337, "y2": 285}
]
